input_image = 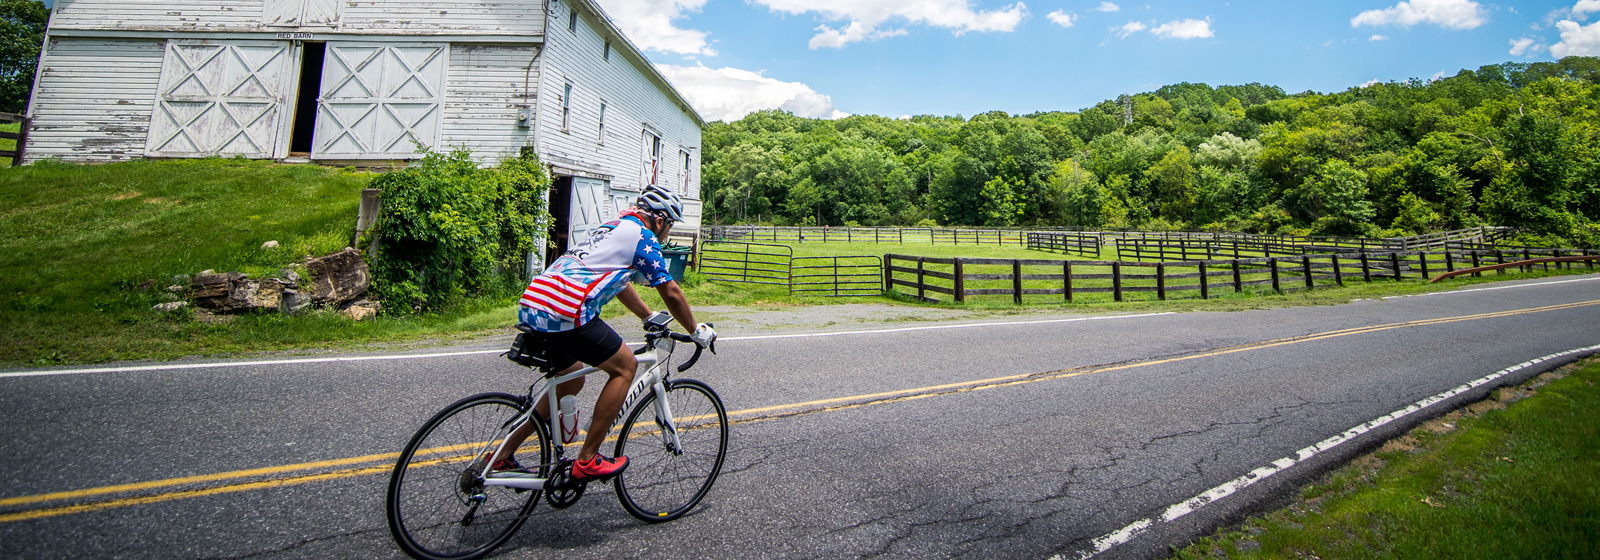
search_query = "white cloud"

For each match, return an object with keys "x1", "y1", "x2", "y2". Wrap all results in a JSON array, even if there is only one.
[
  {"x1": 1509, "y1": 37, "x2": 1546, "y2": 56},
  {"x1": 1361, "y1": 79, "x2": 1382, "y2": 87},
  {"x1": 1575, "y1": 0, "x2": 1600, "y2": 20},
  {"x1": 1350, "y1": 0, "x2": 1487, "y2": 30},
  {"x1": 1092, "y1": 2, "x2": 1120, "y2": 12},
  {"x1": 1430, "y1": 70, "x2": 1447, "y2": 81},
  {"x1": 654, "y1": 64, "x2": 849, "y2": 122},
  {"x1": 1552, "y1": 18, "x2": 1600, "y2": 56},
  {"x1": 1117, "y1": 21, "x2": 1147, "y2": 37},
  {"x1": 593, "y1": 0, "x2": 716, "y2": 55},
  {"x1": 1047, "y1": 10, "x2": 1077, "y2": 27},
  {"x1": 753, "y1": 0, "x2": 1029, "y2": 49},
  {"x1": 1149, "y1": 18, "x2": 1214, "y2": 39},
  {"x1": 1370, "y1": 34, "x2": 1389, "y2": 40}
]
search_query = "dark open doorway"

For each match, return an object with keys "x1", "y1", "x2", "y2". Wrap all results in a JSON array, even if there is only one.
[
  {"x1": 289, "y1": 42, "x2": 326, "y2": 155},
  {"x1": 547, "y1": 176, "x2": 573, "y2": 265}
]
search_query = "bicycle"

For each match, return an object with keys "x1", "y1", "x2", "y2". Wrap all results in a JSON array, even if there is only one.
[{"x1": 385, "y1": 312, "x2": 728, "y2": 560}]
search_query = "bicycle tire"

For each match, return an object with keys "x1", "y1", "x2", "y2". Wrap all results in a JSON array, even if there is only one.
[
  {"x1": 387, "y1": 392, "x2": 550, "y2": 560},
  {"x1": 613, "y1": 379, "x2": 728, "y2": 523}
]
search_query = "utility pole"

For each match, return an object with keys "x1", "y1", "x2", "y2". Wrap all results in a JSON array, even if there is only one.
[{"x1": 1119, "y1": 94, "x2": 1133, "y2": 126}]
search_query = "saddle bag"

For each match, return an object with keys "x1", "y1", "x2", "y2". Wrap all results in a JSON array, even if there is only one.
[{"x1": 504, "y1": 329, "x2": 553, "y2": 369}]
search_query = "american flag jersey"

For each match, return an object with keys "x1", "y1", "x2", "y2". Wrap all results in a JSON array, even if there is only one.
[{"x1": 519, "y1": 215, "x2": 674, "y2": 332}]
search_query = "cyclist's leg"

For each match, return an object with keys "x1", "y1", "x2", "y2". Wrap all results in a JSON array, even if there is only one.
[
  {"x1": 492, "y1": 362, "x2": 582, "y2": 467},
  {"x1": 575, "y1": 343, "x2": 637, "y2": 462}
]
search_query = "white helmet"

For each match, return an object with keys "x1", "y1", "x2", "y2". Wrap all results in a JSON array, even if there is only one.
[{"x1": 636, "y1": 184, "x2": 685, "y2": 222}]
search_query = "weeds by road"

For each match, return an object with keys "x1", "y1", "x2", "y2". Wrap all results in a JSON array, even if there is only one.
[{"x1": 1172, "y1": 356, "x2": 1600, "y2": 559}]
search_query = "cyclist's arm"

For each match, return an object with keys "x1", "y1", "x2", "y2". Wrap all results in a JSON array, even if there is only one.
[
  {"x1": 617, "y1": 284, "x2": 653, "y2": 320},
  {"x1": 654, "y1": 281, "x2": 696, "y2": 329}
]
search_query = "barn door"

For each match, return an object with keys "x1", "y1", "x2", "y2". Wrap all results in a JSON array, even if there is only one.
[
  {"x1": 311, "y1": 42, "x2": 447, "y2": 159},
  {"x1": 569, "y1": 178, "x2": 609, "y2": 247},
  {"x1": 146, "y1": 40, "x2": 293, "y2": 158}
]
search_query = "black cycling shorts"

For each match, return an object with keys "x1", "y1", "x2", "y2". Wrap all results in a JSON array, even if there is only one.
[{"x1": 545, "y1": 318, "x2": 625, "y2": 372}]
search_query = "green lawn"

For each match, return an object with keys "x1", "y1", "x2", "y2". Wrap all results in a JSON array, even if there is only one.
[{"x1": 1174, "y1": 356, "x2": 1600, "y2": 559}]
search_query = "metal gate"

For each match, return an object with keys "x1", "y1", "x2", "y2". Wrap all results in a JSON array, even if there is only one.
[
  {"x1": 789, "y1": 256, "x2": 883, "y2": 297},
  {"x1": 698, "y1": 242, "x2": 792, "y2": 286}
]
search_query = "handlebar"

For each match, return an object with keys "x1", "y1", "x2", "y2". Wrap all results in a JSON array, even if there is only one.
[{"x1": 667, "y1": 332, "x2": 703, "y2": 373}]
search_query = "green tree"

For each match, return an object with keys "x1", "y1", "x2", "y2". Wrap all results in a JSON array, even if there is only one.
[
  {"x1": 0, "y1": 0, "x2": 47, "y2": 114},
  {"x1": 1285, "y1": 159, "x2": 1375, "y2": 224}
]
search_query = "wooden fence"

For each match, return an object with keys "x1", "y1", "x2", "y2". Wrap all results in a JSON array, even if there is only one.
[
  {"x1": 886, "y1": 246, "x2": 1596, "y2": 304},
  {"x1": 1026, "y1": 231, "x2": 1103, "y2": 257},
  {"x1": 0, "y1": 112, "x2": 29, "y2": 166},
  {"x1": 703, "y1": 225, "x2": 1513, "y2": 254},
  {"x1": 706, "y1": 226, "x2": 1029, "y2": 245}
]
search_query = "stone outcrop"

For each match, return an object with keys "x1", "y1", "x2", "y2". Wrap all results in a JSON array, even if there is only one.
[
  {"x1": 165, "y1": 249, "x2": 373, "y2": 320},
  {"x1": 341, "y1": 299, "x2": 380, "y2": 321},
  {"x1": 306, "y1": 248, "x2": 370, "y2": 306},
  {"x1": 189, "y1": 272, "x2": 292, "y2": 313}
]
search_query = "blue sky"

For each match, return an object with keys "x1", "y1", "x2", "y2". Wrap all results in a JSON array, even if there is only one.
[{"x1": 593, "y1": 0, "x2": 1600, "y2": 121}]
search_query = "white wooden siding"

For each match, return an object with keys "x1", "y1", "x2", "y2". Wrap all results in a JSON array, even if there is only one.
[
  {"x1": 312, "y1": 42, "x2": 448, "y2": 159},
  {"x1": 25, "y1": 38, "x2": 166, "y2": 163},
  {"x1": 536, "y1": 0, "x2": 702, "y2": 227},
  {"x1": 51, "y1": 0, "x2": 544, "y2": 36},
  {"x1": 438, "y1": 44, "x2": 537, "y2": 164}
]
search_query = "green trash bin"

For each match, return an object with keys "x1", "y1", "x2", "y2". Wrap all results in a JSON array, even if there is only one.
[{"x1": 660, "y1": 245, "x2": 691, "y2": 282}]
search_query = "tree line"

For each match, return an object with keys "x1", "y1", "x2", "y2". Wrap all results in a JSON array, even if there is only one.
[{"x1": 700, "y1": 57, "x2": 1600, "y2": 248}]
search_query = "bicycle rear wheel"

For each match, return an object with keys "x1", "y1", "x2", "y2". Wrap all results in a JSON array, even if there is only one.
[
  {"x1": 387, "y1": 393, "x2": 550, "y2": 560},
  {"x1": 613, "y1": 379, "x2": 728, "y2": 522}
]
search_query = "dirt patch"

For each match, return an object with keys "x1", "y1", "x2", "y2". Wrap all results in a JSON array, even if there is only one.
[{"x1": 109, "y1": 191, "x2": 141, "y2": 200}]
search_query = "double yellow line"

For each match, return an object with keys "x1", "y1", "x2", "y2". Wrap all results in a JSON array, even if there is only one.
[{"x1": 4, "y1": 299, "x2": 1596, "y2": 524}]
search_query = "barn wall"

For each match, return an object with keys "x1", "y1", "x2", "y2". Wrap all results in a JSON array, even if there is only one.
[
  {"x1": 24, "y1": 37, "x2": 165, "y2": 163},
  {"x1": 48, "y1": 0, "x2": 546, "y2": 36},
  {"x1": 438, "y1": 44, "x2": 538, "y2": 165},
  {"x1": 536, "y1": 0, "x2": 702, "y2": 230}
]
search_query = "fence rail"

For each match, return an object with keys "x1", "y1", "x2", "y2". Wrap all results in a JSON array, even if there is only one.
[
  {"x1": 698, "y1": 242, "x2": 792, "y2": 286},
  {"x1": 1026, "y1": 231, "x2": 1102, "y2": 257},
  {"x1": 790, "y1": 256, "x2": 883, "y2": 297},
  {"x1": 0, "y1": 112, "x2": 28, "y2": 166},
  {"x1": 703, "y1": 225, "x2": 1516, "y2": 254}
]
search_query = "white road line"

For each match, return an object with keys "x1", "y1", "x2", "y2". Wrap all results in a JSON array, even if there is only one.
[
  {"x1": 1383, "y1": 275, "x2": 1600, "y2": 299},
  {"x1": 1054, "y1": 342, "x2": 1600, "y2": 560},
  {"x1": 0, "y1": 312, "x2": 1173, "y2": 379}
]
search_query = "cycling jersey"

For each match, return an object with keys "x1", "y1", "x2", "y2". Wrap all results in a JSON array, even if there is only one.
[{"x1": 519, "y1": 215, "x2": 674, "y2": 332}]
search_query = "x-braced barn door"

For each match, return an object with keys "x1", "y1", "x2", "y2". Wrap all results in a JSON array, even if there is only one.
[
  {"x1": 146, "y1": 41, "x2": 294, "y2": 158},
  {"x1": 311, "y1": 43, "x2": 447, "y2": 159}
]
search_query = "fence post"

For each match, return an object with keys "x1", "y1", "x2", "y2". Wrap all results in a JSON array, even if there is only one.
[
  {"x1": 917, "y1": 257, "x2": 926, "y2": 301},
  {"x1": 1444, "y1": 250, "x2": 1454, "y2": 273},
  {"x1": 1360, "y1": 253, "x2": 1371, "y2": 282},
  {"x1": 1113, "y1": 262, "x2": 1123, "y2": 302},
  {"x1": 1471, "y1": 251, "x2": 1482, "y2": 277},
  {"x1": 1388, "y1": 252, "x2": 1401, "y2": 281},
  {"x1": 1418, "y1": 252, "x2": 1430, "y2": 279},
  {"x1": 1156, "y1": 263, "x2": 1166, "y2": 300},
  {"x1": 1232, "y1": 259, "x2": 1242, "y2": 292},
  {"x1": 1587, "y1": 249, "x2": 1594, "y2": 270},
  {"x1": 1524, "y1": 248, "x2": 1533, "y2": 272},
  {"x1": 1496, "y1": 250, "x2": 1506, "y2": 275},
  {"x1": 883, "y1": 254, "x2": 891, "y2": 294},
  {"x1": 1012, "y1": 260, "x2": 1024, "y2": 304},
  {"x1": 1332, "y1": 255, "x2": 1343, "y2": 286},
  {"x1": 1302, "y1": 255, "x2": 1314, "y2": 289},
  {"x1": 948, "y1": 257, "x2": 964, "y2": 303},
  {"x1": 1270, "y1": 258, "x2": 1281, "y2": 293},
  {"x1": 1064, "y1": 261, "x2": 1073, "y2": 303},
  {"x1": 1199, "y1": 263, "x2": 1209, "y2": 299}
]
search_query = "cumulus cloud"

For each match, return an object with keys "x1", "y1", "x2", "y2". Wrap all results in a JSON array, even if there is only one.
[
  {"x1": 1552, "y1": 19, "x2": 1600, "y2": 56},
  {"x1": 753, "y1": 0, "x2": 1029, "y2": 49},
  {"x1": 1509, "y1": 37, "x2": 1545, "y2": 56},
  {"x1": 654, "y1": 64, "x2": 849, "y2": 122},
  {"x1": 1350, "y1": 0, "x2": 1487, "y2": 30},
  {"x1": 1117, "y1": 21, "x2": 1147, "y2": 37},
  {"x1": 1047, "y1": 10, "x2": 1077, "y2": 27},
  {"x1": 1370, "y1": 34, "x2": 1389, "y2": 40},
  {"x1": 1361, "y1": 79, "x2": 1383, "y2": 87},
  {"x1": 594, "y1": 0, "x2": 716, "y2": 55},
  {"x1": 1574, "y1": 0, "x2": 1600, "y2": 20},
  {"x1": 1150, "y1": 18, "x2": 1214, "y2": 39},
  {"x1": 1092, "y1": 2, "x2": 1120, "y2": 12}
]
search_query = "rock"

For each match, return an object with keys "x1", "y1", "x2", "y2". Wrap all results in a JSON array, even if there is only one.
[
  {"x1": 199, "y1": 269, "x2": 215, "y2": 276},
  {"x1": 190, "y1": 272, "x2": 282, "y2": 313},
  {"x1": 341, "y1": 299, "x2": 380, "y2": 321},
  {"x1": 166, "y1": 284, "x2": 186, "y2": 294},
  {"x1": 152, "y1": 301, "x2": 187, "y2": 312},
  {"x1": 306, "y1": 248, "x2": 370, "y2": 307},
  {"x1": 280, "y1": 289, "x2": 310, "y2": 315},
  {"x1": 159, "y1": 292, "x2": 180, "y2": 302},
  {"x1": 279, "y1": 268, "x2": 301, "y2": 285},
  {"x1": 262, "y1": 240, "x2": 280, "y2": 250},
  {"x1": 190, "y1": 272, "x2": 239, "y2": 304},
  {"x1": 171, "y1": 274, "x2": 191, "y2": 286}
]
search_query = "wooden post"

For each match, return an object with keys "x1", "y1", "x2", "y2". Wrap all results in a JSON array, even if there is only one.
[
  {"x1": 1587, "y1": 249, "x2": 1595, "y2": 270},
  {"x1": 1302, "y1": 255, "x2": 1314, "y2": 289},
  {"x1": 1391, "y1": 252, "x2": 1402, "y2": 281},
  {"x1": 1012, "y1": 259, "x2": 1023, "y2": 305},
  {"x1": 883, "y1": 254, "x2": 891, "y2": 294},
  {"x1": 1444, "y1": 250, "x2": 1454, "y2": 273},
  {"x1": 1496, "y1": 251, "x2": 1506, "y2": 275},
  {"x1": 1156, "y1": 263, "x2": 1166, "y2": 300},
  {"x1": 1113, "y1": 262, "x2": 1123, "y2": 302},
  {"x1": 1199, "y1": 263, "x2": 1209, "y2": 299},
  {"x1": 1361, "y1": 253, "x2": 1372, "y2": 282},
  {"x1": 1471, "y1": 251, "x2": 1482, "y2": 277},
  {"x1": 1270, "y1": 258, "x2": 1281, "y2": 293},
  {"x1": 953, "y1": 258, "x2": 965, "y2": 303},
  {"x1": 353, "y1": 188, "x2": 382, "y2": 248},
  {"x1": 1418, "y1": 252, "x2": 1429, "y2": 279},
  {"x1": 1524, "y1": 248, "x2": 1533, "y2": 272},
  {"x1": 1553, "y1": 249, "x2": 1562, "y2": 270},
  {"x1": 1064, "y1": 261, "x2": 1073, "y2": 303},
  {"x1": 1332, "y1": 255, "x2": 1343, "y2": 286},
  {"x1": 916, "y1": 257, "x2": 926, "y2": 301},
  {"x1": 1232, "y1": 259, "x2": 1242, "y2": 292}
]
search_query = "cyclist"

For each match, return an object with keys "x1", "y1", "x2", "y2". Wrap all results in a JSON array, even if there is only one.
[{"x1": 491, "y1": 184, "x2": 715, "y2": 483}]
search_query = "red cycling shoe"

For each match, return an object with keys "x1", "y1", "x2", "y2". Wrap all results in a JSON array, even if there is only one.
[{"x1": 570, "y1": 454, "x2": 629, "y2": 482}]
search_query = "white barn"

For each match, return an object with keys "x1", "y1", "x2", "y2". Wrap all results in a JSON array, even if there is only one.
[{"x1": 24, "y1": 0, "x2": 706, "y2": 259}]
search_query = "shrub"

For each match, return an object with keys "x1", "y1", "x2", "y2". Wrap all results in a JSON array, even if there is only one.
[
  {"x1": 368, "y1": 149, "x2": 551, "y2": 314},
  {"x1": 914, "y1": 218, "x2": 939, "y2": 227}
]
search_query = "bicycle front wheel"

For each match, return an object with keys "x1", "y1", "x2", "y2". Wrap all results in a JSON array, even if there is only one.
[
  {"x1": 387, "y1": 393, "x2": 550, "y2": 560},
  {"x1": 614, "y1": 379, "x2": 728, "y2": 522}
]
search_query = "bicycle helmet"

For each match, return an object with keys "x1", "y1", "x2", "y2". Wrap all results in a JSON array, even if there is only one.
[{"x1": 635, "y1": 184, "x2": 685, "y2": 223}]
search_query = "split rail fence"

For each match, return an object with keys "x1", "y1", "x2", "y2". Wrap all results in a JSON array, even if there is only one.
[{"x1": 886, "y1": 246, "x2": 1596, "y2": 304}]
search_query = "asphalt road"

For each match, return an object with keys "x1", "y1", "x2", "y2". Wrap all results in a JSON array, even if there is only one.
[{"x1": 3, "y1": 273, "x2": 1599, "y2": 559}]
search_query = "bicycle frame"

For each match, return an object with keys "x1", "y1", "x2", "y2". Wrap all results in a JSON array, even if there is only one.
[{"x1": 479, "y1": 335, "x2": 684, "y2": 490}]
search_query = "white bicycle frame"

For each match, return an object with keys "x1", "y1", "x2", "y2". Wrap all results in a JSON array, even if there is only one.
[{"x1": 480, "y1": 335, "x2": 683, "y2": 490}]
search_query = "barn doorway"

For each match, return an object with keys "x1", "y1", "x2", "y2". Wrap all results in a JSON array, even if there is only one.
[
  {"x1": 288, "y1": 42, "x2": 326, "y2": 156},
  {"x1": 546, "y1": 176, "x2": 574, "y2": 265}
]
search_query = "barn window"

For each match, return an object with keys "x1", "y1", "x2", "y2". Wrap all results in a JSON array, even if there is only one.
[
  {"x1": 603, "y1": 42, "x2": 611, "y2": 62},
  {"x1": 642, "y1": 130, "x2": 661, "y2": 187},
  {"x1": 597, "y1": 102, "x2": 607, "y2": 144},
  {"x1": 568, "y1": 9, "x2": 578, "y2": 33},
  {"x1": 680, "y1": 150, "x2": 691, "y2": 194},
  {"x1": 561, "y1": 82, "x2": 572, "y2": 133}
]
